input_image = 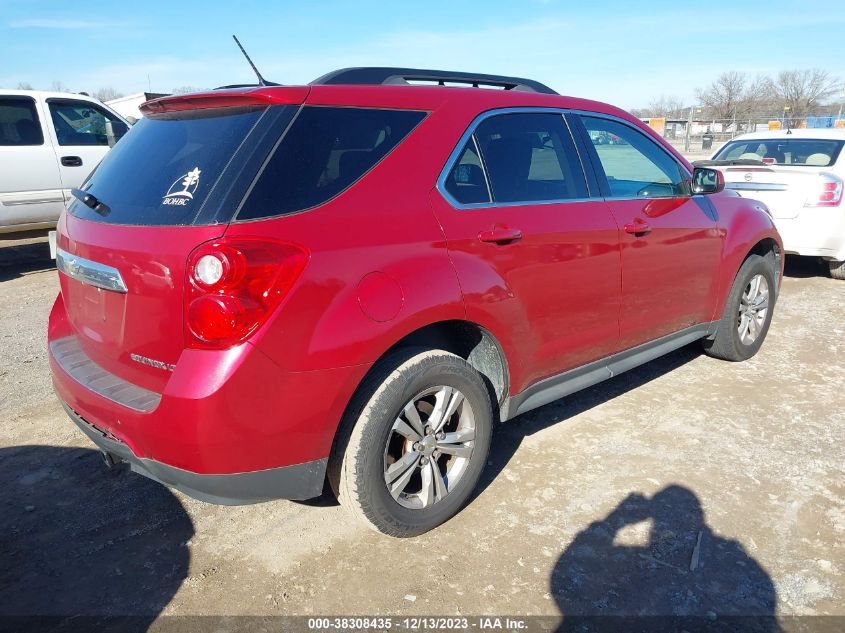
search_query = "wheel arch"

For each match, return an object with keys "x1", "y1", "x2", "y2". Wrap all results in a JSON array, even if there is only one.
[
  {"x1": 713, "y1": 195, "x2": 783, "y2": 322},
  {"x1": 746, "y1": 237, "x2": 782, "y2": 286},
  {"x1": 712, "y1": 232, "x2": 782, "y2": 328},
  {"x1": 325, "y1": 319, "x2": 510, "y2": 493},
  {"x1": 378, "y1": 320, "x2": 510, "y2": 405}
]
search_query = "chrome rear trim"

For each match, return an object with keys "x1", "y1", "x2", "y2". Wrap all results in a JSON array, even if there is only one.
[
  {"x1": 726, "y1": 182, "x2": 789, "y2": 192},
  {"x1": 50, "y1": 336, "x2": 161, "y2": 413},
  {"x1": 56, "y1": 247, "x2": 127, "y2": 293}
]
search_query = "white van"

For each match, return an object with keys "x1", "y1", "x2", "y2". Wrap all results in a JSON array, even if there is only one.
[{"x1": 0, "y1": 90, "x2": 129, "y2": 238}]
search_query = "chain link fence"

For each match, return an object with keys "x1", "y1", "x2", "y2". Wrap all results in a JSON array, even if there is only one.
[{"x1": 641, "y1": 115, "x2": 845, "y2": 158}]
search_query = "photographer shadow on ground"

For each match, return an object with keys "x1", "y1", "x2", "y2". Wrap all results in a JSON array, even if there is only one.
[
  {"x1": 0, "y1": 445, "x2": 194, "y2": 631},
  {"x1": 552, "y1": 485, "x2": 781, "y2": 633}
]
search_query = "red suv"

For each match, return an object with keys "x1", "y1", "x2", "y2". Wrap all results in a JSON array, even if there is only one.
[{"x1": 48, "y1": 68, "x2": 782, "y2": 536}]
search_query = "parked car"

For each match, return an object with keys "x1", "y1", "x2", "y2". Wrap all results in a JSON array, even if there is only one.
[
  {"x1": 48, "y1": 68, "x2": 782, "y2": 536},
  {"x1": 701, "y1": 128, "x2": 845, "y2": 279},
  {"x1": 0, "y1": 90, "x2": 129, "y2": 237}
]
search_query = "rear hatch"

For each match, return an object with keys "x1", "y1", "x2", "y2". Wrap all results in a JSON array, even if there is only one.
[
  {"x1": 56, "y1": 89, "x2": 306, "y2": 393},
  {"x1": 704, "y1": 137, "x2": 845, "y2": 219}
]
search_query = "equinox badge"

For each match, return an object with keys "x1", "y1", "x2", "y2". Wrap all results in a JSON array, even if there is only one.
[{"x1": 130, "y1": 353, "x2": 176, "y2": 372}]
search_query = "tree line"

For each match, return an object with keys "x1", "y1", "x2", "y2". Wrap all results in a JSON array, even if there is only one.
[
  {"x1": 15, "y1": 69, "x2": 843, "y2": 123},
  {"x1": 633, "y1": 69, "x2": 843, "y2": 122},
  {"x1": 14, "y1": 81, "x2": 202, "y2": 101}
]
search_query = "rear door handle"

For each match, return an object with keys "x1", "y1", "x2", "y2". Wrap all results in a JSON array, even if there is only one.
[
  {"x1": 61, "y1": 156, "x2": 83, "y2": 167},
  {"x1": 623, "y1": 220, "x2": 651, "y2": 236},
  {"x1": 478, "y1": 226, "x2": 523, "y2": 244}
]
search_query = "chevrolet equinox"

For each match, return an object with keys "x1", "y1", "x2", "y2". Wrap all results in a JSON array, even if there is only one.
[{"x1": 48, "y1": 68, "x2": 783, "y2": 536}]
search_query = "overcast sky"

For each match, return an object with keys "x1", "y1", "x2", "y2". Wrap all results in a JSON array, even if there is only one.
[{"x1": 2, "y1": 0, "x2": 844, "y2": 109}]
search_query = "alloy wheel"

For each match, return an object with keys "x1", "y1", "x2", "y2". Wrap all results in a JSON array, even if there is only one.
[
  {"x1": 737, "y1": 273, "x2": 770, "y2": 345},
  {"x1": 383, "y1": 386, "x2": 476, "y2": 510}
]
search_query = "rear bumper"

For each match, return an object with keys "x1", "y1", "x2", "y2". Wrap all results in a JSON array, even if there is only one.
[
  {"x1": 48, "y1": 293, "x2": 371, "y2": 503},
  {"x1": 63, "y1": 402, "x2": 327, "y2": 504},
  {"x1": 773, "y1": 206, "x2": 845, "y2": 261}
]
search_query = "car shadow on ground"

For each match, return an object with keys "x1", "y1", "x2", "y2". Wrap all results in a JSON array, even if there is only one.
[
  {"x1": 551, "y1": 484, "x2": 780, "y2": 632},
  {"x1": 0, "y1": 445, "x2": 193, "y2": 631},
  {"x1": 0, "y1": 240, "x2": 55, "y2": 282},
  {"x1": 782, "y1": 255, "x2": 830, "y2": 279},
  {"x1": 475, "y1": 343, "x2": 702, "y2": 500}
]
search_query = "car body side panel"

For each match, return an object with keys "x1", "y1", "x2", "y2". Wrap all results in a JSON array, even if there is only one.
[
  {"x1": 708, "y1": 191, "x2": 784, "y2": 320},
  {"x1": 229, "y1": 104, "x2": 467, "y2": 372},
  {"x1": 430, "y1": 190, "x2": 622, "y2": 396},
  {"x1": 608, "y1": 196, "x2": 724, "y2": 350}
]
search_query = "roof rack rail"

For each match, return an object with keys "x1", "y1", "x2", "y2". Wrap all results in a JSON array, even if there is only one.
[{"x1": 310, "y1": 67, "x2": 558, "y2": 95}]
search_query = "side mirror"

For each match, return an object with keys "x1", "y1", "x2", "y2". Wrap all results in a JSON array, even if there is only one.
[{"x1": 692, "y1": 167, "x2": 725, "y2": 194}]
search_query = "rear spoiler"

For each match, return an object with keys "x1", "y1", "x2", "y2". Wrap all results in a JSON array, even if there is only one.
[{"x1": 140, "y1": 86, "x2": 309, "y2": 115}]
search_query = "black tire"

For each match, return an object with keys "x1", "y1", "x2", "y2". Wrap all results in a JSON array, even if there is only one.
[
  {"x1": 703, "y1": 253, "x2": 776, "y2": 362},
  {"x1": 330, "y1": 348, "x2": 493, "y2": 537},
  {"x1": 829, "y1": 259, "x2": 845, "y2": 281}
]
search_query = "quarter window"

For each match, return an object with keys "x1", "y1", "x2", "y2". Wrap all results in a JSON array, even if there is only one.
[
  {"x1": 48, "y1": 99, "x2": 127, "y2": 147},
  {"x1": 0, "y1": 97, "x2": 43, "y2": 146},
  {"x1": 444, "y1": 139, "x2": 491, "y2": 204},
  {"x1": 239, "y1": 106, "x2": 426, "y2": 219},
  {"x1": 473, "y1": 113, "x2": 587, "y2": 203},
  {"x1": 581, "y1": 116, "x2": 686, "y2": 198}
]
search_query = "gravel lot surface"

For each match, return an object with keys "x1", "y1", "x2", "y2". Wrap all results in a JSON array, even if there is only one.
[{"x1": 1, "y1": 238, "x2": 843, "y2": 628}]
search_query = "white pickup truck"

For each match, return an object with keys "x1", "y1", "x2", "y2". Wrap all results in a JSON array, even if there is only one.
[
  {"x1": 0, "y1": 90, "x2": 129, "y2": 238},
  {"x1": 701, "y1": 128, "x2": 845, "y2": 279}
]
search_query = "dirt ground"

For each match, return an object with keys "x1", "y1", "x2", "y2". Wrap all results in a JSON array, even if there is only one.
[{"x1": 0, "y1": 238, "x2": 843, "y2": 628}]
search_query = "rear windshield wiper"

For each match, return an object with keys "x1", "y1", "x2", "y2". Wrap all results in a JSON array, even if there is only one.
[{"x1": 71, "y1": 188, "x2": 111, "y2": 217}]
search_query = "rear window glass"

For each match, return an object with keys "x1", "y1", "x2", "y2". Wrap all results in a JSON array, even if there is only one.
[
  {"x1": 473, "y1": 112, "x2": 588, "y2": 203},
  {"x1": 69, "y1": 107, "x2": 266, "y2": 226},
  {"x1": 237, "y1": 106, "x2": 426, "y2": 219},
  {"x1": 0, "y1": 96, "x2": 43, "y2": 146},
  {"x1": 714, "y1": 139, "x2": 844, "y2": 167}
]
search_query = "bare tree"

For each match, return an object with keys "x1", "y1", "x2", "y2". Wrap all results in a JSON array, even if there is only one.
[
  {"x1": 696, "y1": 71, "x2": 772, "y2": 124},
  {"x1": 171, "y1": 85, "x2": 202, "y2": 95},
  {"x1": 743, "y1": 75, "x2": 775, "y2": 117},
  {"x1": 50, "y1": 80, "x2": 69, "y2": 93},
  {"x1": 16, "y1": 81, "x2": 33, "y2": 90},
  {"x1": 771, "y1": 69, "x2": 842, "y2": 120},
  {"x1": 93, "y1": 87, "x2": 124, "y2": 102},
  {"x1": 645, "y1": 95, "x2": 686, "y2": 118}
]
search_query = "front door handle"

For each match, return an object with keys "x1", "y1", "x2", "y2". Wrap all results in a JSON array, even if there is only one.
[
  {"x1": 478, "y1": 225, "x2": 523, "y2": 244},
  {"x1": 61, "y1": 156, "x2": 83, "y2": 167},
  {"x1": 623, "y1": 219, "x2": 651, "y2": 236}
]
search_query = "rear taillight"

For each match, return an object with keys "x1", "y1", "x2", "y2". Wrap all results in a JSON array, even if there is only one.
[
  {"x1": 805, "y1": 173, "x2": 843, "y2": 208},
  {"x1": 185, "y1": 238, "x2": 308, "y2": 349}
]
